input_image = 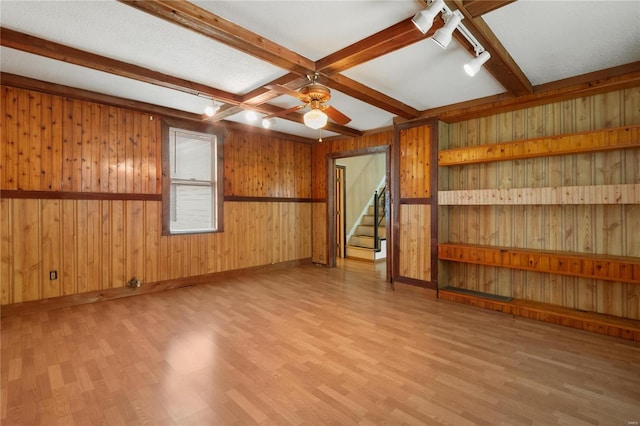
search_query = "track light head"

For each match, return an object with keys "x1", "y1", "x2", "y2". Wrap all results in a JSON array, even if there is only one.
[
  {"x1": 411, "y1": 0, "x2": 444, "y2": 34},
  {"x1": 464, "y1": 51, "x2": 491, "y2": 76},
  {"x1": 432, "y1": 10, "x2": 462, "y2": 49}
]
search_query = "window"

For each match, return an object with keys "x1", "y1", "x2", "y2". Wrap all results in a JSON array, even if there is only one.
[{"x1": 162, "y1": 120, "x2": 224, "y2": 235}]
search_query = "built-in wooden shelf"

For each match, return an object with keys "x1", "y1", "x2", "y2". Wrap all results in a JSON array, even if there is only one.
[
  {"x1": 438, "y1": 184, "x2": 640, "y2": 205},
  {"x1": 438, "y1": 125, "x2": 640, "y2": 166},
  {"x1": 438, "y1": 289, "x2": 640, "y2": 341},
  {"x1": 438, "y1": 243, "x2": 640, "y2": 285}
]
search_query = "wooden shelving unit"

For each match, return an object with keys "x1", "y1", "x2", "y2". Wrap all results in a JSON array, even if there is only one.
[
  {"x1": 438, "y1": 125, "x2": 640, "y2": 166},
  {"x1": 438, "y1": 123, "x2": 640, "y2": 337},
  {"x1": 439, "y1": 243, "x2": 640, "y2": 285}
]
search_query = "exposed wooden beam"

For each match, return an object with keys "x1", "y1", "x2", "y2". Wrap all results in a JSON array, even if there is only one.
[
  {"x1": 1, "y1": 72, "x2": 203, "y2": 122},
  {"x1": 0, "y1": 27, "x2": 241, "y2": 104},
  {"x1": 446, "y1": 0, "x2": 533, "y2": 96},
  {"x1": 462, "y1": 0, "x2": 516, "y2": 18},
  {"x1": 321, "y1": 74, "x2": 420, "y2": 119},
  {"x1": 117, "y1": 0, "x2": 315, "y2": 76},
  {"x1": 316, "y1": 17, "x2": 444, "y2": 75},
  {"x1": 412, "y1": 62, "x2": 640, "y2": 123}
]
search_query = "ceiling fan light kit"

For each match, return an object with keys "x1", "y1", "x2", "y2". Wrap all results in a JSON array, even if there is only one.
[
  {"x1": 303, "y1": 109, "x2": 328, "y2": 129},
  {"x1": 414, "y1": 0, "x2": 491, "y2": 77},
  {"x1": 265, "y1": 73, "x2": 351, "y2": 131}
]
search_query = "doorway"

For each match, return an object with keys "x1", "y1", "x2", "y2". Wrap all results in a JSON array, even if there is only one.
[{"x1": 327, "y1": 146, "x2": 391, "y2": 282}]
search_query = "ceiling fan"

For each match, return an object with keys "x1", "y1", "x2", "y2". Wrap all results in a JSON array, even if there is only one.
[{"x1": 265, "y1": 73, "x2": 351, "y2": 129}]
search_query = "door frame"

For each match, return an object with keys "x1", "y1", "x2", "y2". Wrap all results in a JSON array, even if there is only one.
[
  {"x1": 326, "y1": 145, "x2": 392, "y2": 282},
  {"x1": 335, "y1": 165, "x2": 347, "y2": 258}
]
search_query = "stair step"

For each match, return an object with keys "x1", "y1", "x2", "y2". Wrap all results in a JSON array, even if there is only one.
[
  {"x1": 355, "y1": 225, "x2": 386, "y2": 238},
  {"x1": 348, "y1": 235, "x2": 377, "y2": 249},
  {"x1": 360, "y1": 215, "x2": 381, "y2": 226}
]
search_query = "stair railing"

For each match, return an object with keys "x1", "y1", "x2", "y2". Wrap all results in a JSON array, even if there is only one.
[{"x1": 373, "y1": 186, "x2": 386, "y2": 252}]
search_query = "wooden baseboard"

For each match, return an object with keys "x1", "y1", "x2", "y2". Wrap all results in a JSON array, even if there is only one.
[
  {"x1": 0, "y1": 259, "x2": 312, "y2": 317},
  {"x1": 438, "y1": 289, "x2": 640, "y2": 341}
]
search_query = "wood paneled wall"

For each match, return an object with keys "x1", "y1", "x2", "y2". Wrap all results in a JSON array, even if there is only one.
[
  {"x1": 0, "y1": 198, "x2": 310, "y2": 304},
  {"x1": 1, "y1": 86, "x2": 161, "y2": 194},
  {"x1": 439, "y1": 87, "x2": 640, "y2": 319},
  {"x1": 224, "y1": 131, "x2": 311, "y2": 198},
  {"x1": 396, "y1": 124, "x2": 436, "y2": 284},
  {"x1": 1, "y1": 86, "x2": 312, "y2": 306}
]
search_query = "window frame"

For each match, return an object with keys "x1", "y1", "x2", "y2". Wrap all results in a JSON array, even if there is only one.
[{"x1": 161, "y1": 118, "x2": 225, "y2": 236}]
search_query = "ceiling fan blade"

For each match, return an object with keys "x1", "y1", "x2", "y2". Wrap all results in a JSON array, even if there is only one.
[
  {"x1": 264, "y1": 84, "x2": 311, "y2": 103},
  {"x1": 323, "y1": 105, "x2": 351, "y2": 125},
  {"x1": 263, "y1": 104, "x2": 306, "y2": 119}
]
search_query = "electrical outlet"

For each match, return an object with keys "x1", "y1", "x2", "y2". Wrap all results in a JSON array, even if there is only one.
[{"x1": 49, "y1": 270, "x2": 58, "y2": 280}]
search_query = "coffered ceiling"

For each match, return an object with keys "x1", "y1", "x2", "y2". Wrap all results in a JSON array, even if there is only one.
[{"x1": 1, "y1": 0, "x2": 639, "y2": 142}]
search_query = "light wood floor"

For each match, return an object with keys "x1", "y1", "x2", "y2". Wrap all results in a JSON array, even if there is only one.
[{"x1": 2, "y1": 259, "x2": 639, "y2": 425}]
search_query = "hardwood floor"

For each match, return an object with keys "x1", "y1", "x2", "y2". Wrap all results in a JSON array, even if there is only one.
[{"x1": 2, "y1": 259, "x2": 639, "y2": 425}]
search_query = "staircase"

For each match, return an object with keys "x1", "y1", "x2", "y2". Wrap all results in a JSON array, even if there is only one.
[{"x1": 346, "y1": 190, "x2": 386, "y2": 262}]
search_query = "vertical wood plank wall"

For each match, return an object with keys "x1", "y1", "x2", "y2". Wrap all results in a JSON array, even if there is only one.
[
  {"x1": 397, "y1": 124, "x2": 434, "y2": 283},
  {"x1": 439, "y1": 87, "x2": 640, "y2": 319},
  {"x1": 1, "y1": 86, "x2": 312, "y2": 305}
]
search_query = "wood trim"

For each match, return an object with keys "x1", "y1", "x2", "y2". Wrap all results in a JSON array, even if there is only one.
[
  {"x1": 438, "y1": 243, "x2": 640, "y2": 285},
  {"x1": 438, "y1": 184, "x2": 640, "y2": 205},
  {"x1": 438, "y1": 291, "x2": 640, "y2": 341},
  {"x1": 224, "y1": 196, "x2": 312, "y2": 203},
  {"x1": 420, "y1": 64, "x2": 640, "y2": 123},
  {"x1": 395, "y1": 275, "x2": 436, "y2": 290},
  {"x1": 438, "y1": 125, "x2": 640, "y2": 166},
  {"x1": 399, "y1": 198, "x2": 432, "y2": 205},
  {"x1": 0, "y1": 190, "x2": 161, "y2": 201},
  {"x1": 0, "y1": 259, "x2": 313, "y2": 317}
]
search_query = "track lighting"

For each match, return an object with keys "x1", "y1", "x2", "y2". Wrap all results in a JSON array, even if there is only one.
[
  {"x1": 411, "y1": 0, "x2": 444, "y2": 34},
  {"x1": 432, "y1": 10, "x2": 462, "y2": 49},
  {"x1": 261, "y1": 118, "x2": 275, "y2": 129},
  {"x1": 464, "y1": 51, "x2": 491, "y2": 76},
  {"x1": 303, "y1": 109, "x2": 328, "y2": 129}
]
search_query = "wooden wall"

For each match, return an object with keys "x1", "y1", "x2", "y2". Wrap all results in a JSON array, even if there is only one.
[
  {"x1": 439, "y1": 87, "x2": 640, "y2": 319},
  {"x1": 1, "y1": 86, "x2": 312, "y2": 305}
]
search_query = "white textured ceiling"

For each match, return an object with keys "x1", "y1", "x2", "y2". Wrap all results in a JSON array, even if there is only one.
[
  {"x1": 484, "y1": 0, "x2": 640, "y2": 85},
  {"x1": 1, "y1": 0, "x2": 638, "y2": 139}
]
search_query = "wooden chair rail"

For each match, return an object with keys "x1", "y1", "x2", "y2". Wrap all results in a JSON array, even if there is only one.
[
  {"x1": 438, "y1": 243, "x2": 640, "y2": 284},
  {"x1": 438, "y1": 125, "x2": 640, "y2": 166}
]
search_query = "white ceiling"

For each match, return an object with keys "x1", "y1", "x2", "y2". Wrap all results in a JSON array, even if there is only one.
[{"x1": 1, "y1": 0, "x2": 639, "y2": 140}]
